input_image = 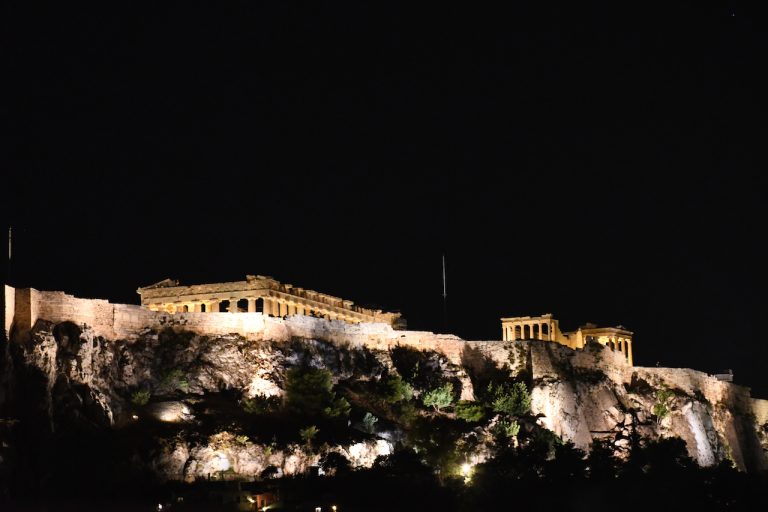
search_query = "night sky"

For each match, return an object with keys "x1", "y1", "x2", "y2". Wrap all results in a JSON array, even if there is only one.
[{"x1": 4, "y1": 3, "x2": 767, "y2": 395}]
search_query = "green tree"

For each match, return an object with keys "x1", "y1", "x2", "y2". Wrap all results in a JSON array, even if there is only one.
[
  {"x1": 423, "y1": 383, "x2": 454, "y2": 412},
  {"x1": 455, "y1": 400, "x2": 486, "y2": 422},
  {"x1": 489, "y1": 381, "x2": 531, "y2": 416},
  {"x1": 285, "y1": 367, "x2": 350, "y2": 419},
  {"x1": 385, "y1": 374, "x2": 414, "y2": 403}
]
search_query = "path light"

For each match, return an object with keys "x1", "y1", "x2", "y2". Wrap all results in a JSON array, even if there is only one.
[
  {"x1": 332, "y1": 506, "x2": 338, "y2": 512},
  {"x1": 461, "y1": 462, "x2": 473, "y2": 484}
]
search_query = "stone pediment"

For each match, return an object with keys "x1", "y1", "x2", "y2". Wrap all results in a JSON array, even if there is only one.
[{"x1": 140, "y1": 278, "x2": 180, "y2": 290}]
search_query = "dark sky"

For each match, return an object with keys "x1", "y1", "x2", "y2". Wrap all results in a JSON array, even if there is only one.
[{"x1": 4, "y1": 3, "x2": 767, "y2": 395}]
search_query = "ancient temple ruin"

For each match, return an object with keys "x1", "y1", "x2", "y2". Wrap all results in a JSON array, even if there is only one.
[
  {"x1": 137, "y1": 275, "x2": 404, "y2": 327},
  {"x1": 500, "y1": 313, "x2": 633, "y2": 365}
]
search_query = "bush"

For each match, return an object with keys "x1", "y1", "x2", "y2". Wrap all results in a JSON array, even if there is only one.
[
  {"x1": 161, "y1": 368, "x2": 189, "y2": 393},
  {"x1": 385, "y1": 374, "x2": 414, "y2": 403},
  {"x1": 323, "y1": 396, "x2": 351, "y2": 418},
  {"x1": 455, "y1": 401, "x2": 486, "y2": 422},
  {"x1": 653, "y1": 387, "x2": 675, "y2": 425},
  {"x1": 299, "y1": 425, "x2": 319, "y2": 447},
  {"x1": 489, "y1": 381, "x2": 531, "y2": 416},
  {"x1": 423, "y1": 383, "x2": 454, "y2": 412},
  {"x1": 362, "y1": 412, "x2": 379, "y2": 433},
  {"x1": 493, "y1": 419, "x2": 520, "y2": 440},
  {"x1": 130, "y1": 389, "x2": 151, "y2": 406},
  {"x1": 241, "y1": 395, "x2": 281, "y2": 414},
  {"x1": 260, "y1": 466, "x2": 279, "y2": 480},
  {"x1": 319, "y1": 451, "x2": 351, "y2": 476}
]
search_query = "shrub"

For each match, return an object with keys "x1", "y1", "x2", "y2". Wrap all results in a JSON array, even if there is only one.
[
  {"x1": 319, "y1": 452, "x2": 351, "y2": 476},
  {"x1": 423, "y1": 383, "x2": 454, "y2": 412},
  {"x1": 130, "y1": 389, "x2": 151, "y2": 406},
  {"x1": 299, "y1": 425, "x2": 319, "y2": 448},
  {"x1": 455, "y1": 400, "x2": 486, "y2": 423},
  {"x1": 493, "y1": 419, "x2": 520, "y2": 440},
  {"x1": 323, "y1": 396, "x2": 351, "y2": 418},
  {"x1": 241, "y1": 395, "x2": 281, "y2": 414},
  {"x1": 161, "y1": 368, "x2": 189, "y2": 393},
  {"x1": 489, "y1": 381, "x2": 531, "y2": 417},
  {"x1": 653, "y1": 387, "x2": 675, "y2": 425},
  {"x1": 235, "y1": 435, "x2": 249, "y2": 446},
  {"x1": 385, "y1": 374, "x2": 414, "y2": 403},
  {"x1": 260, "y1": 466, "x2": 279, "y2": 480},
  {"x1": 362, "y1": 412, "x2": 379, "y2": 433}
]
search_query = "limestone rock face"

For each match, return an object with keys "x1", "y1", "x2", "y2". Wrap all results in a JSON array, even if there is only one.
[{"x1": 2, "y1": 316, "x2": 766, "y2": 483}]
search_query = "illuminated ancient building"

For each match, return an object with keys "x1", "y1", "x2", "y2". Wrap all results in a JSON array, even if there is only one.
[
  {"x1": 137, "y1": 275, "x2": 403, "y2": 327},
  {"x1": 500, "y1": 313, "x2": 633, "y2": 365}
]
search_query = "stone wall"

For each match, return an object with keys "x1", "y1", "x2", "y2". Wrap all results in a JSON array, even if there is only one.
[
  {"x1": 3, "y1": 285, "x2": 14, "y2": 342},
  {"x1": 7, "y1": 284, "x2": 768, "y2": 470}
]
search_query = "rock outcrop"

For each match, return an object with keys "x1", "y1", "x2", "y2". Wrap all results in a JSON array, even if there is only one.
[{"x1": 1, "y1": 284, "x2": 766, "y2": 493}]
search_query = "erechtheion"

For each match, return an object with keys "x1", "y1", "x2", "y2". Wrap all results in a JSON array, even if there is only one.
[{"x1": 501, "y1": 313, "x2": 633, "y2": 365}]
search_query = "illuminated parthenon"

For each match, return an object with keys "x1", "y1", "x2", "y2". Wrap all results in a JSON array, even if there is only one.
[
  {"x1": 501, "y1": 313, "x2": 633, "y2": 366},
  {"x1": 137, "y1": 275, "x2": 403, "y2": 327}
]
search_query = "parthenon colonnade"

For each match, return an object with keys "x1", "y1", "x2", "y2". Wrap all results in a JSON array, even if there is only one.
[{"x1": 137, "y1": 275, "x2": 403, "y2": 327}]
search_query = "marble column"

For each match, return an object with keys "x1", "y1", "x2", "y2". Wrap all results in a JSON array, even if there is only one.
[
  {"x1": 627, "y1": 340, "x2": 634, "y2": 366},
  {"x1": 247, "y1": 298, "x2": 256, "y2": 313},
  {"x1": 263, "y1": 299, "x2": 272, "y2": 316}
]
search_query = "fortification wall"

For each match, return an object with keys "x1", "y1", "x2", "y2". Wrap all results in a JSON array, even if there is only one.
[
  {"x1": 7, "y1": 287, "x2": 477, "y2": 366},
  {"x1": 3, "y1": 285, "x2": 14, "y2": 341}
]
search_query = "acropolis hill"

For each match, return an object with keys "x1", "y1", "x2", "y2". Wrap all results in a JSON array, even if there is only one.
[{"x1": 2, "y1": 278, "x2": 768, "y2": 475}]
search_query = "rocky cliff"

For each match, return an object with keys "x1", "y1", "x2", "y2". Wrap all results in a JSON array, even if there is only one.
[{"x1": 1, "y1": 289, "x2": 767, "y2": 499}]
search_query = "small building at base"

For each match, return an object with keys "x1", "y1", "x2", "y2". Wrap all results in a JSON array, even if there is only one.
[{"x1": 501, "y1": 313, "x2": 633, "y2": 366}]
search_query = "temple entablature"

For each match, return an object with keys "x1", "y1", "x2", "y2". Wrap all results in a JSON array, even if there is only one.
[
  {"x1": 137, "y1": 275, "x2": 404, "y2": 328},
  {"x1": 501, "y1": 313, "x2": 633, "y2": 366}
]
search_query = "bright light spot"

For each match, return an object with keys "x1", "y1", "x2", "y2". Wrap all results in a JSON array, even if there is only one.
[
  {"x1": 157, "y1": 504, "x2": 163, "y2": 511},
  {"x1": 247, "y1": 496, "x2": 255, "y2": 504},
  {"x1": 131, "y1": 414, "x2": 139, "y2": 420},
  {"x1": 332, "y1": 506, "x2": 338, "y2": 512},
  {"x1": 216, "y1": 453, "x2": 230, "y2": 471},
  {"x1": 315, "y1": 508, "x2": 322, "y2": 512},
  {"x1": 460, "y1": 462, "x2": 474, "y2": 484}
]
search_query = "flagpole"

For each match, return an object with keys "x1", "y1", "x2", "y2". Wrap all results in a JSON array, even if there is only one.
[{"x1": 442, "y1": 253, "x2": 447, "y2": 332}]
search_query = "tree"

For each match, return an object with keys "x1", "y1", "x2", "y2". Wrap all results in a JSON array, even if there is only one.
[
  {"x1": 455, "y1": 400, "x2": 486, "y2": 422},
  {"x1": 285, "y1": 367, "x2": 350, "y2": 419},
  {"x1": 423, "y1": 383, "x2": 454, "y2": 412},
  {"x1": 285, "y1": 367, "x2": 333, "y2": 416},
  {"x1": 385, "y1": 374, "x2": 414, "y2": 403},
  {"x1": 489, "y1": 381, "x2": 531, "y2": 417}
]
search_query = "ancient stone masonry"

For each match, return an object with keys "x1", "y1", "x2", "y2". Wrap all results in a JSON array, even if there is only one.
[
  {"x1": 137, "y1": 275, "x2": 404, "y2": 327},
  {"x1": 4, "y1": 283, "x2": 768, "y2": 471},
  {"x1": 501, "y1": 313, "x2": 634, "y2": 366}
]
